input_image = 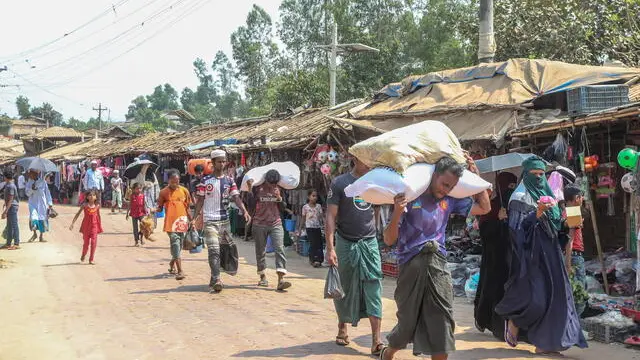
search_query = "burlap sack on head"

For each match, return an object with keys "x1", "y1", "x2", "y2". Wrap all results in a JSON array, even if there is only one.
[{"x1": 348, "y1": 120, "x2": 466, "y2": 172}]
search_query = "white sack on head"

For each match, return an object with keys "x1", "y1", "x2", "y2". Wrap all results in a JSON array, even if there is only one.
[
  {"x1": 348, "y1": 120, "x2": 466, "y2": 173},
  {"x1": 344, "y1": 163, "x2": 492, "y2": 205},
  {"x1": 240, "y1": 161, "x2": 300, "y2": 191}
]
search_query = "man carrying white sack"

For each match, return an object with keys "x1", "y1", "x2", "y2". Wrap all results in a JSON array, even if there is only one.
[{"x1": 380, "y1": 155, "x2": 491, "y2": 360}]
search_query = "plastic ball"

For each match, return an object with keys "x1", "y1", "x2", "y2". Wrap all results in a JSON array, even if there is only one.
[
  {"x1": 618, "y1": 148, "x2": 638, "y2": 170},
  {"x1": 621, "y1": 173, "x2": 638, "y2": 193},
  {"x1": 320, "y1": 163, "x2": 331, "y2": 175},
  {"x1": 317, "y1": 151, "x2": 328, "y2": 163},
  {"x1": 327, "y1": 150, "x2": 338, "y2": 162}
]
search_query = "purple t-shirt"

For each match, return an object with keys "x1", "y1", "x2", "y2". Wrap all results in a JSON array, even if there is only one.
[{"x1": 390, "y1": 194, "x2": 472, "y2": 265}]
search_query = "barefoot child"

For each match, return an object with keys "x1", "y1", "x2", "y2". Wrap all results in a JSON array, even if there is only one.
[
  {"x1": 126, "y1": 182, "x2": 147, "y2": 246},
  {"x1": 70, "y1": 190, "x2": 103, "y2": 265}
]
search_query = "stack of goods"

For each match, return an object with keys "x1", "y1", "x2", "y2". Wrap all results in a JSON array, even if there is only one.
[
  {"x1": 381, "y1": 249, "x2": 399, "y2": 278},
  {"x1": 584, "y1": 251, "x2": 637, "y2": 296},
  {"x1": 344, "y1": 120, "x2": 491, "y2": 205},
  {"x1": 582, "y1": 310, "x2": 638, "y2": 344}
]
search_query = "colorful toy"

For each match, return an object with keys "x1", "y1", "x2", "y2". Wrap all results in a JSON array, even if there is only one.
[
  {"x1": 617, "y1": 148, "x2": 638, "y2": 170},
  {"x1": 621, "y1": 173, "x2": 638, "y2": 193}
]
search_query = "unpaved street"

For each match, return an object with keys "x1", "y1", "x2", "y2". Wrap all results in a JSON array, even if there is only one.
[{"x1": 0, "y1": 205, "x2": 638, "y2": 360}]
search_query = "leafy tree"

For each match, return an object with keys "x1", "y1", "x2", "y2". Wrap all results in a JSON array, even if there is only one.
[
  {"x1": 15, "y1": 96, "x2": 31, "y2": 118},
  {"x1": 31, "y1": 102, "x2": 63, "y2": 126},
  {"x1": 146, "y1": 84, "x2": 179, "y2": 111},
  {"x1": 180, "y1": 87, "x2": 197, "y2": 113}
]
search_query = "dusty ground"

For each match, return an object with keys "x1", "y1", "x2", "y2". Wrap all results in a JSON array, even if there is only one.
[{"x1": 0, "y1": 205, "x2": 638, "y2": 360}]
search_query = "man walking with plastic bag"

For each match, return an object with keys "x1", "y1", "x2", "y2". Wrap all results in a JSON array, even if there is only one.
[
  {"x1": 325, "y1": 157, "x2": 384, "y2": 356},
  {"x1": 379, "y1": 156, "x2": 490, "y2": 360},
  {"x1": 193, "y1": 149, "x2": 250, "y2": 293}
]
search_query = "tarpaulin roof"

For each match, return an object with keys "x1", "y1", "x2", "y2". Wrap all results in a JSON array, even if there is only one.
[
  {"x1": 334, "y1": 108, "x2": 517, "y2": 144},
  {"x1": 355, "y1": 59, "x2": 640, "y2": 118}
]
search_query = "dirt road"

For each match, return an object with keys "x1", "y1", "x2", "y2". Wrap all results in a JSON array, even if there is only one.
[{"x1": 0, "y1": 205, "x2": 638, "y2": 360}]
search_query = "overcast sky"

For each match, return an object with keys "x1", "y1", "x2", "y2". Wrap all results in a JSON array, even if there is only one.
[{"x1": 0, "y1": 0, "x2": 281, "y2": 122}]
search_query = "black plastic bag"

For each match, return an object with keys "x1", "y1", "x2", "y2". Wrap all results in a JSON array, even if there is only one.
[
  {"x1": 324, "y1": 266, "x2": 345, "y2": 300},
  {"x1": 220, "y1": 243, "x2": 239, "y2": 276}
]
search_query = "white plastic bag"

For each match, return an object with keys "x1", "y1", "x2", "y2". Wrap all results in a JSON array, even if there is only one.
[
  {"x1": 344, "y1": 163, "x2": 492, "y2": 204},
  {"x1": 349, "y1": 120, "x2": 466, "y2": 172},
  {"x1": 324, "y1": 266, "x2": 346, "y2": 299},
  {"x1": 240, "y1": 161, "x2": 300, "y2": 191}
]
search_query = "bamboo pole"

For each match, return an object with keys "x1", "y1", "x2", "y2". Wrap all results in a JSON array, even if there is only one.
[{"x1": 586, "y1": 199, "x2": 610, "y2": 295}]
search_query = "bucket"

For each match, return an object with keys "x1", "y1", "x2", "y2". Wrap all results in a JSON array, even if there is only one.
[
  {"x1": 284, "y1": 219, "x2": 296, "y2": 232},
  {"x1": 266, "y1": 235, "x2": 274, "y2": 253}
]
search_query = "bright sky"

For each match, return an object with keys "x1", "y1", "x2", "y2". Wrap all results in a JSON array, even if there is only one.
[{"x1": 0, "y1": 0, "x2": 282, "y2": 122}]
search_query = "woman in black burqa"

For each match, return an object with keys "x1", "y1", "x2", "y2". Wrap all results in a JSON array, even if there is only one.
[{"x1": 473, "y1": 172, "x2": 517, "y2": 339}]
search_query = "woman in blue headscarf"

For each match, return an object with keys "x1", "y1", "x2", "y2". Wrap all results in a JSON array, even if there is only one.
[{"x1": 495, "y1": 156, "x2": 587, "y2": 354}]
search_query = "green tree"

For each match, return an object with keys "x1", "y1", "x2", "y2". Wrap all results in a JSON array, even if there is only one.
[
  {"x1": 180, "y1": 87, "x2": 197, "y2": 113},
  {"x1": 31, "y1": 102, "x2": 63, "y2": 126},
  {"x1": 15, "y1": 96, "x2": 31, "y2": 118},
  {"x1": 147, "y1": 84, "x2": 179, "y2": 111}
]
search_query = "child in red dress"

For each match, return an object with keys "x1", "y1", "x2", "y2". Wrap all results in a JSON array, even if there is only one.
[
  {"x1": 70, "y1": 190, "x2": 103, "y2": 265},
  {"x1": 126, "y1": 182, "x2": 148, "y2": 246}
]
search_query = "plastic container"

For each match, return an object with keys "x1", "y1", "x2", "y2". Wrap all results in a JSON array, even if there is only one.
[
  {"x1": 567, "y1": 85, "x2": 629, "y2": 117},
  {"x1": 296, "y1": 239, "x2": 310, "y2": 257},
  {"x1": 382, "y1": 262, "x2": 399, "y2": 278},
  {"x1": 284, "y1": 219, "x2": 296, "y2": 232},
  {"x1": 621, "y1": 307, "x2": 640, "y2": 322},
  {"x1": 189, "y1": 245, "x2": 203, "y2": 254},
  {"x1": 187, "y1": 158, "x2": 213, "y2": 176},
  {"x1": 155, "y1": 209, "x2": 165, "y2": 218}
]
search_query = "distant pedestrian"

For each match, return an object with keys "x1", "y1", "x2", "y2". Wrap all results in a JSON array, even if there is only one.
[
  {"x1": 17, "y1": 173, "x2": 26, "y2": 201},
  {"x1": 301, "y1": 189, "x2": 323, "y2": 267},
  {"x1": 70, "y1": 190, "x2": 103, "y2": 265},
  {"x1": 111, "y1": 170, "x2": 124, "y2": 213},
  {"x1": 157, "y1": 169, "x2": 191, "y2": 281},
  {"x1": 83, "y1": 160, "x2": 104, "y2": 205},
  {"x1": 126, "y1": 182, "x2": 147, "y2": 246},
  {"x1": 1, "y1": 170, "x2": 20, "y2": 250},
  {"x1": 26, "y1": 169, "x2": 53, "y2": 243}
]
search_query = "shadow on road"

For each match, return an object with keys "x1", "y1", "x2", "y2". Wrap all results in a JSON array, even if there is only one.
[
  {"x1": 130, "y1": 284, "x2": 208, "y2": 294},
  {"x1": 42, "y1": 262, "x2": 83, "y2": 267},
  {"x1": 452, "y1": 348, "x2": 542, "y2": 359},
  {"x1": 231, "y1": 341, "x2": 362, "y2": 358},
  {"x1": 105, "y1": 274, "x2": 173, "y2": 282}
]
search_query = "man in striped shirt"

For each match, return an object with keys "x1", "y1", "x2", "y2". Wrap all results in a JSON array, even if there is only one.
[{"x1": 194, "y1": 149, "x2": 251, "y2": 293}]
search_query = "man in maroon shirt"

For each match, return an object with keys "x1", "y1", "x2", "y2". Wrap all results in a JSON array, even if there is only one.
[{"x1": 248, "y1": 169, "x2": 291, "y2": 291}]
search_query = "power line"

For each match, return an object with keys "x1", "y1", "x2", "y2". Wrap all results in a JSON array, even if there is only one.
[
  {"x1": 3, "y1": 0, "x2": 169, "y2": 68},
  {"x1": 21, "y1": 0, "x2": 189, "y2": 81},
  {"x1": 8, "y1": 69, "x2": 86, "y2": 108},
  {"x1": 43, "y1": 0, "x2": 213, "y2": 87},
  {"x1": 0, "y1": 0, "x2": 133, "y2": 63}
]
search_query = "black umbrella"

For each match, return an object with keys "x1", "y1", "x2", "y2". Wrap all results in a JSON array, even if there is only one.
[
  {"x1": 123, "y1": 159, "x2": 158, "y2": 180},
  {"x1": 16, "y1": 157, "x2": 58, "y2": 173}
]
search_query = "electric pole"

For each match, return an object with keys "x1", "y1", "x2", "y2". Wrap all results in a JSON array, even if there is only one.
[
  {"x1": 93, "y1": 103, "x2": 108, "y2": 131},
  {"x1": 478, "y1": 0, "x2": 496, "y2": 63},
  {"x1": 317, "y1": 21, "x2": 379, "y2": 107}
]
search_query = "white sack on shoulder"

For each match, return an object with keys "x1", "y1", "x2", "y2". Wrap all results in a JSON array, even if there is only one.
[
  {"x1": 344, "y1": 163, "x2": 492, "y2": 205},
  {"x1": 240, "y1": 161, "x2": 300, "y2": 191}
]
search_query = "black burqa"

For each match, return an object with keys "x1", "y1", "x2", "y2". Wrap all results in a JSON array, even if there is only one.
[{"x1": 474, "y1": 172, "x2": 516, "y2": 339}]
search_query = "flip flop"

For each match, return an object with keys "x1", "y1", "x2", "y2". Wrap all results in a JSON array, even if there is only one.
[
  {"x1": 277, "y1": 280, "x2": 292, "y2": 291},
  {"x1": 335, "y1": 335, "x2": 350, "y2": 346},
  {"x1": 504, "y1": 321, "x2": 518, "y2": 347},
  {"x1": 371, "y1": 343, "x2": 385, "y2": 356},
  {"x1": 258, "y1": 278, "x2": 269, "y2": 287},
  {"x1": 379, "y1": 345, "x2": 388, "y2": 359},
  {"x1": 175, "y1": 273, "x2": 185, "y2": 280}
]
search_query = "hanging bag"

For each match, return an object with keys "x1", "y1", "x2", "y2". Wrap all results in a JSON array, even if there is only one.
[
  {"x1": 324, "y1": 266, "x2": 346, "y2": 300},
  {"x1": 220, "y1": 240, "x2": 239, "y2": 276}
]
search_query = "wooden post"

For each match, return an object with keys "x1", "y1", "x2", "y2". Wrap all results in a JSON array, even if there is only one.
[{"x1": 586, "y1": 199, "x2": 610, "y2": 295}]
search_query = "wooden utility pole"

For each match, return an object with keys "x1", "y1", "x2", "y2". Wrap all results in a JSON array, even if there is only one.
[
  {"x1": 93, "y1": 103, "x2": 108, "y2": 131},
  {"x1": 478, "y1": 0, "x2": 496, "y2": 63}
]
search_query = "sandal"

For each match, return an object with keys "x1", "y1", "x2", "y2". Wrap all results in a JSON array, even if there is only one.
[
  {"x1": 335, "y1": 335, "x2": 350, "y2": 346},
  {"x1": 379, "y1": 346, "x2": 389, "y2": 360},
  {"x1": 504, "y1": 320, "x2": 518, "y2": 348},
  {"x1": 371, "y1": 343, "x2": 385, "y2": 356},
  {"x1": 258, "y1": 278, "x2": 269, "y2": 287},
  {"x1": 175, "y1": 272, "x2": 185, "y2": 280},
  {"x1": 277, "y1": 280, "x2": 292, "y2": 291}
]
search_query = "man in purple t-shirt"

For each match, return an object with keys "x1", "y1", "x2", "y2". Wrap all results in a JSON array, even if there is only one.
[{"x1": 380, "y1": 155, "x2": 490, "y2": 360}]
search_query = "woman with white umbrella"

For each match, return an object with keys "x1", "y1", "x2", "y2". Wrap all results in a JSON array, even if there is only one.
[{"x1": 25, "y1": 169, "x2": 53, "y2": 242}]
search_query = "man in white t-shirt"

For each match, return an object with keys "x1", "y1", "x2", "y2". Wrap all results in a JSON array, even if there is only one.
[
  {"x1": 111, "y1": 170, "x2": 123, "y2": 213},
  {"x1": 17, "y1": 173, "x2": 26, "y2": 201},
  {"x1": 193, "y1": 149, "x2": 251, "y2": 293}
]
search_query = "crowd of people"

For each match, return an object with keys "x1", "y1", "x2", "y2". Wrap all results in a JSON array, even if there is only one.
[{"x1": 1, "y1": 149, "x2": 590, "y2": 359}]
